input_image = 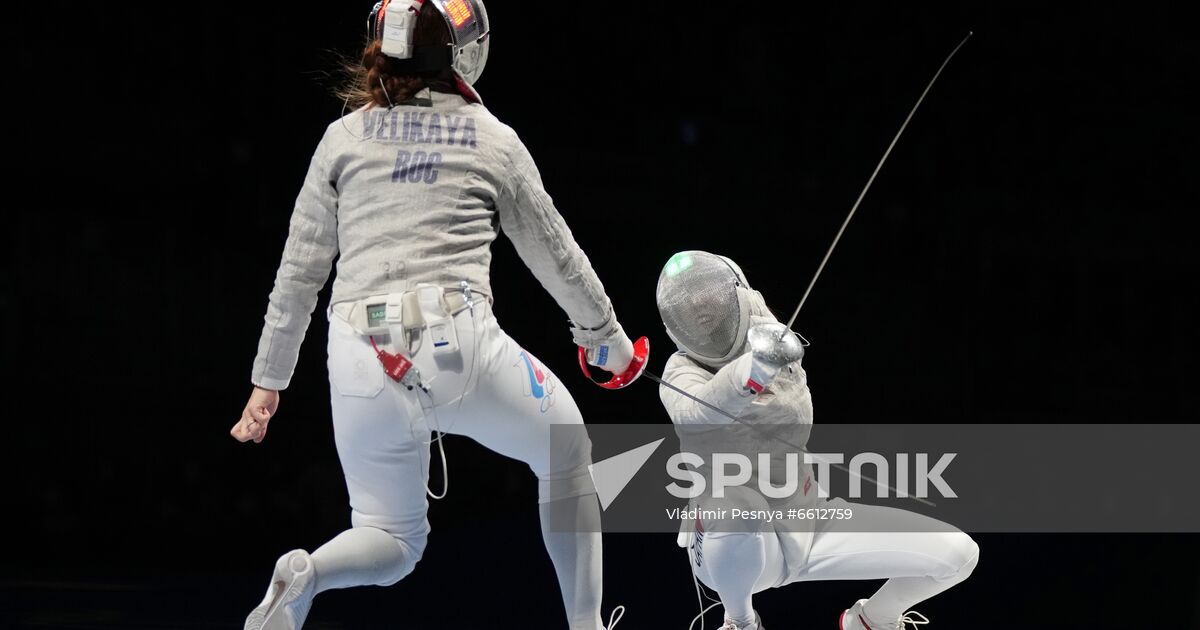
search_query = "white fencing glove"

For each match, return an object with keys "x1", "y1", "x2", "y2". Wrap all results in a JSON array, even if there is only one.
[
  {"x1": 572, "y1": 319, "x2": 636, "y2": 375},
  {"x1": 744, "y1": 320, "x2": 805, "y2": 394},
  {"x1": 585, "y1": 330, "x2": 635, "y2": 375}
]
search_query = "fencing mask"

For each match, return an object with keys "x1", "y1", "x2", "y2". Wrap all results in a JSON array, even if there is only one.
[{"x1": 656, "y1": 251, "x2": 774, "y2": 368}]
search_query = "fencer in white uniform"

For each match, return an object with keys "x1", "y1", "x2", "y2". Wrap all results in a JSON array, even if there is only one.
[
  {"x1": 230, "y1": 3, "x2": 632, "y2": 628},
  {"x1": 656, "y1": 252, "x2": 979, "y2": 630}
]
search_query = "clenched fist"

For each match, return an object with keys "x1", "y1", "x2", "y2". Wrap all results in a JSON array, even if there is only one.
[{"x1": 231, "y1": 387, "x2": 280, "y2": 444}]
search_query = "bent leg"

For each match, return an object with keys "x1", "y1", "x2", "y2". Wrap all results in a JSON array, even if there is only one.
[
  {"x1": 688, "y1": 488, "x2": 786, "y2": 627},
  {"x1": 790, "y1": 500, "x2": 979, "y2": 626},
  {"x1": 312, "y1": 317, "x2": 433, "y2": 594}
]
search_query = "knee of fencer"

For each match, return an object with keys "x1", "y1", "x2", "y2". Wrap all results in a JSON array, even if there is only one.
[
  {"x1": 402, "y1": 529, "x2": 429, "y2": 562},
  {"x1": 710, "y1": 485, "x2": 772, "y2": 513},
  {"x1": 537, "y1": 465, "x2": 597, "y2": 504},
  {"x1": 700, "y1": 486, "x2": 773, "y2": 534},
  {"x1": 937, "y1": 532, "x2": 980, "y2": 582},
  {"x1": 376, "y1": 530, "x2": 428, "y2": 587},
  {"x1": 698, "y1": 530, "x2": 770, "y2": 588},
  {"x1": 350, "y1": 512, "x2": 431, "y2": 560}
]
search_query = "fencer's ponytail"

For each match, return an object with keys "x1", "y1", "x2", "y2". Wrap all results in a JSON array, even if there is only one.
[
  {"x1": 336, "y1": 2, "x2": 454, "y2": 109},
  {"x1": 361, "y1": 40, "x2": 429, "y2": 106}
]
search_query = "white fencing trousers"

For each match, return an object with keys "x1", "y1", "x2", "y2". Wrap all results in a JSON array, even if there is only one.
[
  {"x1": 310, "y1": 299, "x2": 604, "y2": 630},
  {"x1": 689, "y1": 499, "x2": 979, "y2": 628}
]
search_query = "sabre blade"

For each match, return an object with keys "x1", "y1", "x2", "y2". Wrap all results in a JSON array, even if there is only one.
[
  {"x1": 643, "y1": 371, "x2": 742, "y2": 424},
  {"x1": 641, "y1": 34, "x2": 974, "y2": 507},
  {"x1": 783, "y1": 32, "x2": 974, "y2": 332}
]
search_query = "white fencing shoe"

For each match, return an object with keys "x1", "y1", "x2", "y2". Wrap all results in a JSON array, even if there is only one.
[
  {"x1": 245, "y1": 549, "x2": 316, "y2": 630},
  {"x1": 840, "y1": 599, "x2": 930, "y2": 630}
]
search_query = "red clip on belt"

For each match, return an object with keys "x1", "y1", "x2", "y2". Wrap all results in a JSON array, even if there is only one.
[{"x1": 577, "y1": 336, "x2": 650, "y2": 390}]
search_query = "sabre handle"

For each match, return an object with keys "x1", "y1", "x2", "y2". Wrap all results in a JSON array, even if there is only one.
[{"x1": 578, "y1": 336, "x2": 650, "y2": 390}]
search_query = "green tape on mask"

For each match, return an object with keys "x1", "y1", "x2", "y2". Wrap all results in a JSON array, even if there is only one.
[{"x1": 664, "y1": 253, "x2": 694, "y2": 277}]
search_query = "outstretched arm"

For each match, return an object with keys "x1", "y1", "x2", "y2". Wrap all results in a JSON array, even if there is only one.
[
  {"x1": 661, "y1": 323, "x2": 805, "y2": 426},
  {"x1": 660, "y1": 354, "x2": 762, "y2": 426}
]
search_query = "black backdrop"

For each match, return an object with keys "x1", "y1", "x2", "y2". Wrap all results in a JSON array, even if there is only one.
[{"x1": 6, "y1": 2, "x2": 1199, "y2": 628}]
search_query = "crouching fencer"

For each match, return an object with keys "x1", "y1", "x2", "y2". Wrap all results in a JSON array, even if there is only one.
[
  {"x1": 228, "y1": 2, "x2": 639, "y2": 628},
  {"x1": 656, "y1": 252, "x2": 979, "y2": 630}
]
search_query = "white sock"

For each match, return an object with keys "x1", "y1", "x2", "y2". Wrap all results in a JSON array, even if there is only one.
[
  {"x1": 310, "y1": 526, "x2": 421, "y2": 594},
  {"x1": 540, "y1": 493, "x2": 605, "y2": 630}
]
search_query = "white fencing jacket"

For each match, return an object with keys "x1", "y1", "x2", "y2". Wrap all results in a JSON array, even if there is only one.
[{"x1": 252, "y1": 89, "x2": 619, "y2": 390}]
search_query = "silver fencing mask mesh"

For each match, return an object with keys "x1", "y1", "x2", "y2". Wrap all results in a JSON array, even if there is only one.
[{"x1": 656, "y1": 251, "x2": 753, "y2": 366}]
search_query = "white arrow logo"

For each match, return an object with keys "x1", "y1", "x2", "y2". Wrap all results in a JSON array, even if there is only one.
[{"x1": 588, "y1": 439, "x2": 665, "y2": 511}]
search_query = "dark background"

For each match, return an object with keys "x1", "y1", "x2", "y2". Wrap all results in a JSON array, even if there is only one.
[{"x1": 6, "y1": 1, "x2": 1199, "y2": 628}]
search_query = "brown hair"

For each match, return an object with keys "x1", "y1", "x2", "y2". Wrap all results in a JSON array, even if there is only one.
[{"x1": 337, "y1": 2, "x2": 455, "y2": 109}]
